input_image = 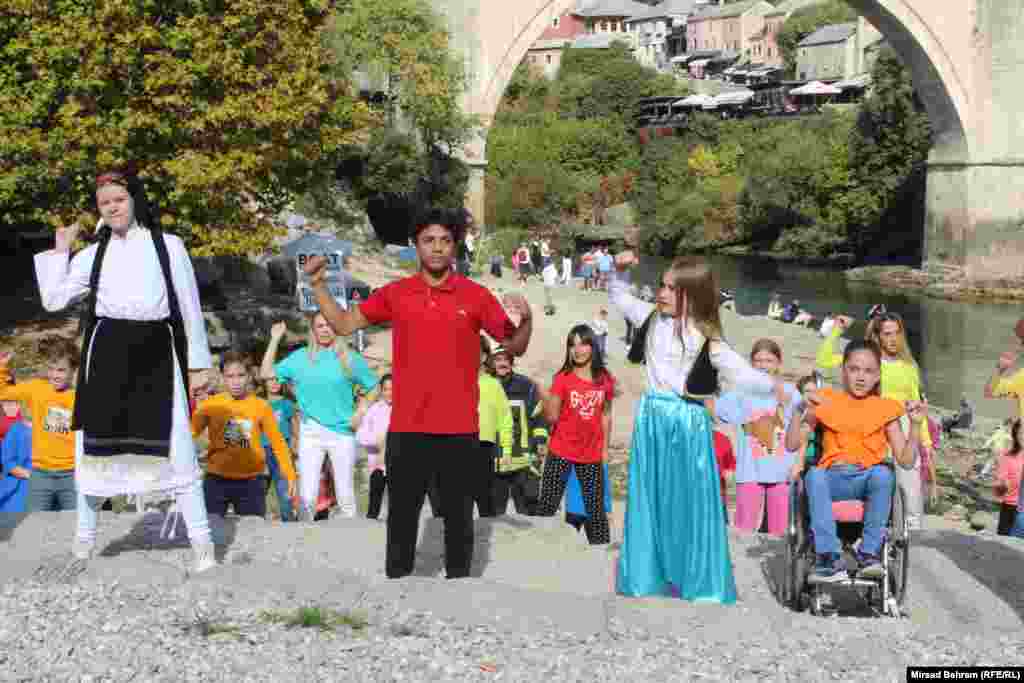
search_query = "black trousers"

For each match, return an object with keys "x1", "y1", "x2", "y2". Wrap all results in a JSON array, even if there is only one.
[
  {"x1": 536, "y1": 455, "x2": 610, "y2": 545},
  {"x1": 473, "y1": 441, "x2": 498, "y2": 518},
  {"x1": 492, "y1": 469, "x2": 539, "y2": 515},
  {"x1": 385, "y1": 432, "x2": 478, "y2": 579},
  {"x1": 998, "y1": 503, "x2": 1017, "y2": 536},
  {"x1": 204, "y1": 475, "x2": 266, "y2": 517},
  {"x1": 367, "y1": 470, "x2": 387, "y2": 519}
]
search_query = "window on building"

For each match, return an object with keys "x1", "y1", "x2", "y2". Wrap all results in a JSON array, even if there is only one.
[
  {"x1": 601, "y1": 21, "x2": 608, "y2": 32},
  {"x1": 553, "y1": 16, "x2": 559, "y2": 28}
]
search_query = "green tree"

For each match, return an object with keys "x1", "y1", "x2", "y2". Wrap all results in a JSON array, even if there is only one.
[
  {"x1": 0, "y1": 0, "x2": 373, "y2": 256},
  {"x1": 777, "y1": 1, "x2": 859, "y2": 78}
]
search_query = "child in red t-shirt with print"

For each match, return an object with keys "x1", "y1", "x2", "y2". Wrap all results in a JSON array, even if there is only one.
[
  {"x1": 535, "y1": 324, "x2": 615, "y2": 545},
  {"x1": 994, "y1": 418, "x2": 1024, "y2": 535}
]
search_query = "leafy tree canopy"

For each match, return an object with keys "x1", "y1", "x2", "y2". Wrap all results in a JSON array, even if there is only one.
[{"x1": 0, "y1": 0, "x2": 376, "y2": 255}]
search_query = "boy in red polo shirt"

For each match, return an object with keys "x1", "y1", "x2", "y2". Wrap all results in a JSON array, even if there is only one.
[{"x1": 302, "y1": 208, "x2": 534, "y2": 579}]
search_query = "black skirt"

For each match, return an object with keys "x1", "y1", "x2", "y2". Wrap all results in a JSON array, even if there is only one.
[{"x1": 74, "y1": 317, "x2": 177, "y2": 458}]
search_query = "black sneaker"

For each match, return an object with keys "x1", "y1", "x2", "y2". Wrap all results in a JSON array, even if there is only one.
[{"x1": 810, "y1": 553, "x2": 848, "y2": 583}]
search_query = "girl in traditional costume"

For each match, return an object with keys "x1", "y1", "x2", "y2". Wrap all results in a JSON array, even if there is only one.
[
  {"x1": 611, "y1": 254, "x2": 786, "y2": 603},
  {"x1": 34, "y1": 171, "x2": 216, "y2": 573}
]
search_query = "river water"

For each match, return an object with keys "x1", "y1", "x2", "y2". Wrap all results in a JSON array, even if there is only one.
[{"x1": 633, "y1": 254, "x2": 1021, "y2": 419}]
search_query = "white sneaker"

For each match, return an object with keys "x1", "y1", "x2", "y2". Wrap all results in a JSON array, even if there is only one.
[
  {"x1": 906, "y1": 514, "x2": 922, "y2": 532},
  {"x1": 191, "y1": 541, "x2": 217, "y2": 574}
]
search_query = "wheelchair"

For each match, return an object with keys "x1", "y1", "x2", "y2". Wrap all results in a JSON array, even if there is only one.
[{"x1": 783, "y1": 462, "x2": 910, "y2": 617}]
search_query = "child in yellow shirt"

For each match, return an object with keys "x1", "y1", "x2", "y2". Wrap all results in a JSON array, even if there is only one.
[
  {"x1": 0, "y1": 338, "x2": 78, "y2": 512},
  {"x1": 192, "y1": 351, "x2": 296, "y2": 517}
]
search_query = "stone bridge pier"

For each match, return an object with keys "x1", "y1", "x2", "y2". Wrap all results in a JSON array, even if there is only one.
[{"x1": 434, "y1": 0, "x2": 1024, "y2": 286}]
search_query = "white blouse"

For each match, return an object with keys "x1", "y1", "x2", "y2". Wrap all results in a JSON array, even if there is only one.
[
  {"x1": 609, "y1": 271, "x2": 775, "y2": 398},
  {"x1": 34, "y1": 226, "x2": 213, "y2": 370}
]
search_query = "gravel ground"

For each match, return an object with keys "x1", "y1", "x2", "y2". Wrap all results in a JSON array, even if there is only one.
[{"x1": 3, "y1": 510, "x2": 1024, "y2": 682}]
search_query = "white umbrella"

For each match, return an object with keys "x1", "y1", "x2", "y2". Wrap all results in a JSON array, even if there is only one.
[
  {"x1": 712, "y1": 89, "x2": 755, "y2": 106},
  {"x1": 674, "y1": 93, "x2": 715, "y2": 108},
  {"x1": 789, "y1": 80, "x2": 842, "y2": 96}
]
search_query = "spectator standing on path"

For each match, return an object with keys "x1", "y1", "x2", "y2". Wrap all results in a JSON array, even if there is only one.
[
  {"x1": 192, "y1": 351, "x2": 297, "y2": 518},
  {"x1": 29, "y1": 170, "x2": 216, "y2": 572},
  {"x1": 261, "y1": 314, "x2": 378, "y2": 521},
  {"x1": 354, "y1": 374, "x2": 393, "y2": 520},
  {"x1": 530, "y1": 240, "x2": 543, "y2": 279},
  {"x1": 490, "y1": 346, "x2": 548, "y2": 515},
  {"x1": 516, "y1": 244, "x2": 531, "y2": 286},
  {"x1": 580, "y1": 248, "x2": 596, "y2": 291},
  {"x1": 611, "y1": 251, "x2": 786, "y2": 603},
  {"x1": 301, "y1": 207, "x2": 533, "y2": 579},
  {"x1": 542, "y1": 255, "x2": 559, "y2": 314},
  {"x1": 0, "y1": 340, "x2": 77, "y2": 512},
  {"x1": 533, "y1": 324, "x2": 616, "y2": 546},
  {"x1": 561, "y1": 252, "x2": 573, "y2": 286},
  {"x1": 540, "y1": 239, "x2": 552, "y2": 268},
  {"x1": 993, "y1": 418, "x2": 1024, "y2": 535},
  {"x1": 596, "y1": 247, "x2": 614, "y2": 291},
  {"x1": 475, "y1": 338, "x2": 513, "y2": 518},
  {"x1": 590, "y1": 308, "x2": 609, "y2": 358}
]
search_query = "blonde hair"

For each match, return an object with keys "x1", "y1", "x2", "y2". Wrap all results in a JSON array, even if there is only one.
[
  {"x1": 667, "y1": 256, "x2": 723, "y2": 342},
  {"x1": 307, "y1": 312, "x2": 351, "y2": 377},
  {"x1": 865, "y1": 313, "x2": 918, "y2": 370}
]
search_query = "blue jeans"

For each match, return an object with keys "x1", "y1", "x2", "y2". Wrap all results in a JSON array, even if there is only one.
[
  {"x1": 1009, "y1": 480, "x2": 1024, "y2": 537},
  {"x1": 27, "y1": 468, "x2": 77, "y2": 512},
  {"x1": 805, "y1": 464, "x2": 893, "y2": 556},
  {"x1": 266, "y1": 453, "x2": 294, "y2": 521}
]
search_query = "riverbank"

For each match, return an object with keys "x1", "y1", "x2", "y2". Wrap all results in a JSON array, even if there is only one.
[{"x1": 846, "y1": 264, "x2": 1024, "y2": 303}]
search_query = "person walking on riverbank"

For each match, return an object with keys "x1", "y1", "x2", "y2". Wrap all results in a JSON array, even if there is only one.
[
  {"x1": 611, "y1": 251, "x2": 786, "y2": 603},
  {"x1": 300, "y1": 207, "x2": 533, "y2": 579},
  {"x1": 817, "y1": 312, "x2": 933, "y2": 527},
  {"x1": 261, "y1": 314, "x2": 378, "y2": 520}
]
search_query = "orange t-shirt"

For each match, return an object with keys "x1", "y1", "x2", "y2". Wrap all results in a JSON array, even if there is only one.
[{"x1": 814, "y1": 387, "x2": 904, "y2": 470}]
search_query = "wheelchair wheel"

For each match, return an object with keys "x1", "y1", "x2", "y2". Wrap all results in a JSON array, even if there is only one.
[
  {"x1": 785, "y1": 480, "x2": 807, "y2": 611},
  {"x1": 887, "y1": 485, "x2": 910, "y2": 612}
]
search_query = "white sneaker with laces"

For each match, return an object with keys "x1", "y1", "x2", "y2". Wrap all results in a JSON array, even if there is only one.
[{"x1": 72, "y1": 539, "x2": 94, "y2": 561}]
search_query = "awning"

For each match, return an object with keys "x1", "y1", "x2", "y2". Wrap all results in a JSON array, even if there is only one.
[
  {"x1": 834, "y1": 74, "x2": 871, "y2": 90},
  {"x1": 711, "y1": 90, "x2": 755, "y2": 106},
  {"x1": 688, "y1": 58, "x2": 711, "y2": 68},
  {"x1": 789, "y1": 80, "x2": 842, "y2": 96},
  {"x1": 675, "y1": 93, "x2": 715, "y2": 107},
  {"x1": 747, "y1": 67, "x2": 781, "y2": 78}
]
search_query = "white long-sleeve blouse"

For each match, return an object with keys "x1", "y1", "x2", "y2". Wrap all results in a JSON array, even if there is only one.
[
  {"x1": 609, "y1": 271, "x2": 775, "y2": 398},
  {"x1": 34, "y1": 226, "x2": 213, "y2": 370}
]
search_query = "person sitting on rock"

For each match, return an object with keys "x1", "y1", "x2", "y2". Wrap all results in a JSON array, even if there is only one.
[{"x1": 785, "y1": 339, "x2": 926, "y2": 583}]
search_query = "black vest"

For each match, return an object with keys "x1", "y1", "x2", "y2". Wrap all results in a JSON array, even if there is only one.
[{"x1": 627, "y1": 311, "x2": 719, "y2": 398}]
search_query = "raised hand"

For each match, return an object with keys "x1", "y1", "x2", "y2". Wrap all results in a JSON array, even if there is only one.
[
  {"x1": 270, "y1": 321, "x2": 288, "y2": 340},
  {"x1": 502, "y1": 292, "x2": 532, "y2": 324},
  {"x1": 614, "y1": 250, "x2": 638, "y2": 271},
  {"x1": 303, "y1": 255, "x2": 328, "y2": 286},
  {"x1": 55, "y1": 224, "x2": 81, "y2": 253},
  {"x1": 836, "y1": 315, "x2": 854, "y2": 330},
  {"x1": 0, "y1": 351, "x2": 12, "y2": 366}
]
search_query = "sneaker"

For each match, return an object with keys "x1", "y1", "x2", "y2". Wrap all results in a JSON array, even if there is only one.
[
  {"x1": 857, "y1": 553, "x2": 884, "y2": 579},
  {"x1": 72, "y1": 539, "x2": 94, "y2": 561},
  {"x1": 905, "y1": 514, "x2": 922, "y2": 532},
  {"x1": 191, "y1": 541, "x2": 217, "y2": 575},
  {"x1": 810, "y1": 553, "x2": 848, "y2": 583}
]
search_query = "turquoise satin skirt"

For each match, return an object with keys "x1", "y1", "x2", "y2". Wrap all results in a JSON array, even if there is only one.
[{"x1": 616, "y1": 391, "x2": 738, "y2": 604}]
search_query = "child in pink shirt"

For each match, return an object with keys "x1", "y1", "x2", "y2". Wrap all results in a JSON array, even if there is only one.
[
  {"x1": 994, "y1": 417, "x2": 1024, "y2": 536},
  {"x1": 356, "y1": 374, "x2": 392, "y2": 519}
]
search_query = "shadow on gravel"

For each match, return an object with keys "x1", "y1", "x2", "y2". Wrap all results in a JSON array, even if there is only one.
[
  {"x1": 0, "y1": 513, "x2": 29, "y2": 542},
  {"x1": 743, "y1": 536, "x2": 787, "y2": 605},
  {"x1": 98, "y1": 511, "x2": 239, "y2": 560},
  {"x1": 917, "y1": 530, "x2": 1024, "y2": 623},
  {"x1": 413, "y1": 514, "x2": 534, "y2": 579}
]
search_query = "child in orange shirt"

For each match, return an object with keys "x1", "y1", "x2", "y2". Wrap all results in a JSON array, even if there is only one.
[
  {"x1": 0, "y1": 338, "x2": 78, "y2": 511},
  {"x1": 785, "y1": 339, "x2": 926, "y2": 583},
  {"x1": 994, "y1": 418, "x2": 1024, "y2": 536},
  {"x1": 192, "y1": 351, "x2": 296, "y2": 517}
]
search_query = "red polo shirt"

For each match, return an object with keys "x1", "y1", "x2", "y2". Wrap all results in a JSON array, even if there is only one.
[{"x1": 359, "y1": 273, "x2": 515, "y2": 434}]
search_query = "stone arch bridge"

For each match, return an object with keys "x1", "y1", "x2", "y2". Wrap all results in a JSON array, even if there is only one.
[{"x1": 434, "y1": 0, "x2": 1024, "y2": 286}]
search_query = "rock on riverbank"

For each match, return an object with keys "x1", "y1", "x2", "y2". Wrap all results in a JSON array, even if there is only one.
[{"x1": 845, "y1": 265, "x2": 1024, "y2": 303}]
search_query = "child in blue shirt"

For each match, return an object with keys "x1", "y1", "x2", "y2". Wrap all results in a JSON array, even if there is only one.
[{"x1": 262, "y1": 377, "x2": 298, "y2": 521}]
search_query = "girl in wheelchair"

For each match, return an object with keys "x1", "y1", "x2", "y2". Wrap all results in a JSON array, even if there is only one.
[{"x1": 785, "y1": 339, "x2": 926, "y2": 583}]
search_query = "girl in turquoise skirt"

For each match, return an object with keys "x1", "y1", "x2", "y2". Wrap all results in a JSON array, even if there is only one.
[{"x1": 609, "y1": 253, "x2": 787, "y2": 603}]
